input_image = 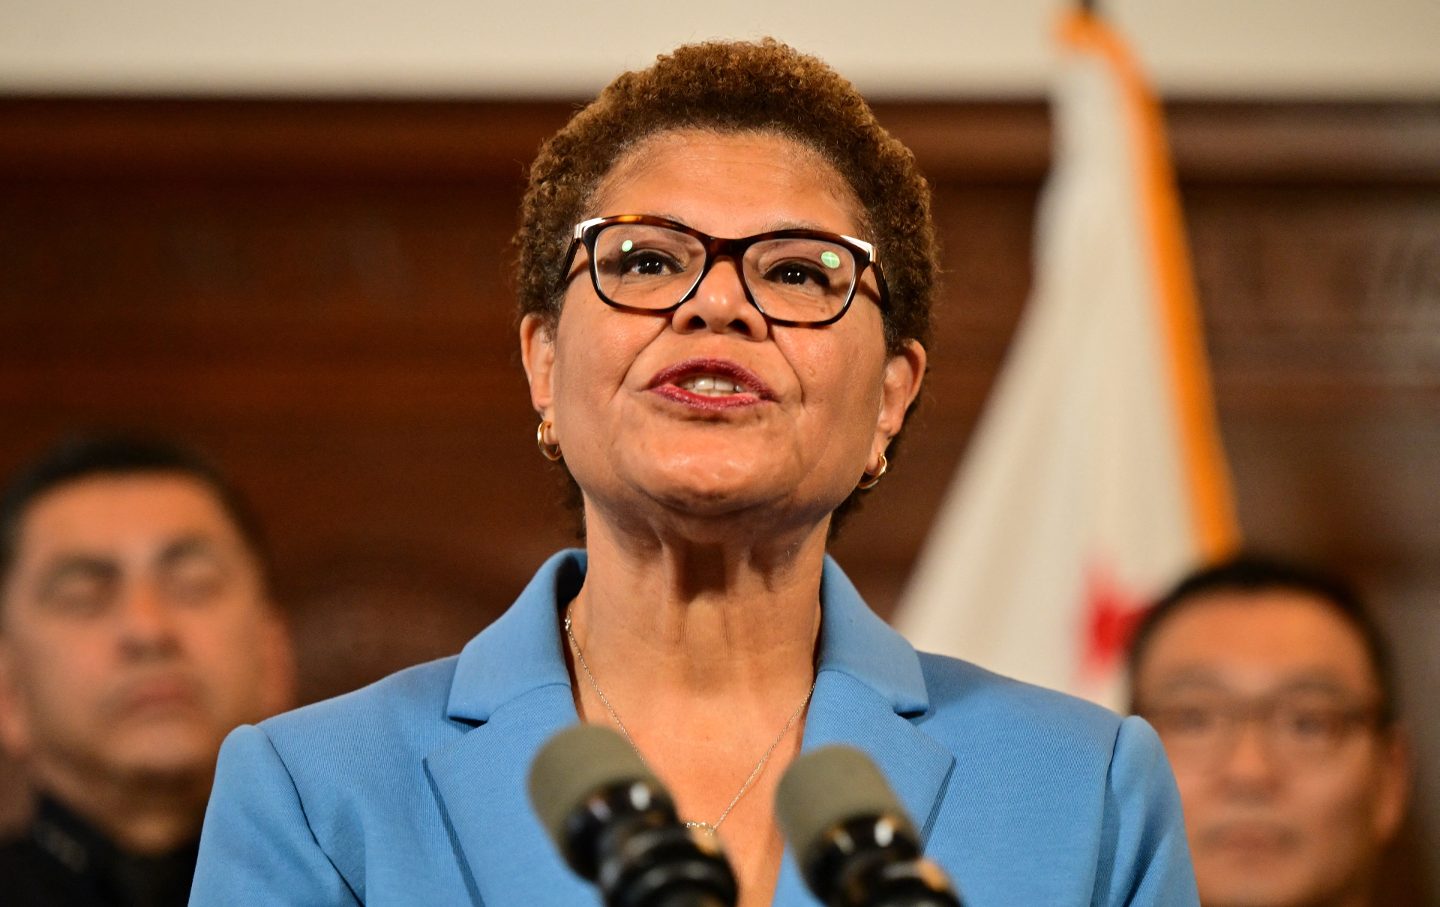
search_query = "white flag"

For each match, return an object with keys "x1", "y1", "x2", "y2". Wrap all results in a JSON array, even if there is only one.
[{"x1": 896, "y1": 11, "x2": 1238, "y2": 709}]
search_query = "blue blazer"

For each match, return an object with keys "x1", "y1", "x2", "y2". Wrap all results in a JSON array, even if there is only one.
[{"x1": 191, "y1": 550, "x2": 1197, "y2": 906}]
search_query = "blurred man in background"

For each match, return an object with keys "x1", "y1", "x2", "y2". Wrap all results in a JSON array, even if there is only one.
[
  {"x1": 1129, "y1": 555, "x2": 1411, "y2": 907},
  {"x1": 0, "y1": 435, "x2": 295, "y2": 906}
]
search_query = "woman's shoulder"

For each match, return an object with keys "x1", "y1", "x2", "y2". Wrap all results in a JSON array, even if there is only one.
[
  {"x1": 258, "y1": 655, "x2": 468, "y2": 766},
  {"x1": 200, "y1": 656, "x2": 485, "y2": 903},
  {"x1": 909, "y1": 655, "x2": 1195, "y2": 904},
  {"x1": 913, "y1": 650, "x2": 1134, "y2": 758}
]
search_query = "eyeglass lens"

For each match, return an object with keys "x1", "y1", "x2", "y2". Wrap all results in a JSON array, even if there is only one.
[
  {"x1": 1146, "y1": 694, "x2": 1376, "y2": 766},
  {"x1": 590, "y1": 222, "x2": 859, "y2": 324}
]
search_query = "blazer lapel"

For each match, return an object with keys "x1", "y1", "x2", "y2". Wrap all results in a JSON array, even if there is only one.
[
  {"x1": 425, "y1": 687, "x2": 596, "y2": 907},
  {"x1": 423, "y1": 551, "x2": 598, "y2": 907},
  {"x1": 771, "y1": 558, "x2": 956, "y2": 906},
  {"x1": 421, "y1": 551, "x2": 955, "y2": 907},
  {"x1": 802, "y1": 673, "x2": 955, "y2": 835}
]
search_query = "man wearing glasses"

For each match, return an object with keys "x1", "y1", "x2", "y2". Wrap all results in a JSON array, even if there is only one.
[{"x1": 1128, "y1": 555, "x2": 1411, "y2": 907}]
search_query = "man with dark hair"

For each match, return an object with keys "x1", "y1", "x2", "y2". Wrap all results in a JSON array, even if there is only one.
[
  {"x1": 1129, "y1": 554, "x2": 1411, "y2": 907},
  {"x1": 0, "y1": 435, "x2": 295, "y2": 906}
]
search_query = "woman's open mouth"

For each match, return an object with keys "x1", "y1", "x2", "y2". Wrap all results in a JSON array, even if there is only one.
[{"x1": 648, "y1": 358, "x2": 774, "y2": 410}]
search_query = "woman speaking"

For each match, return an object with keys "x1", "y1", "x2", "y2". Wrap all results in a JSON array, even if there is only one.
[{"x1": 191, "y1": 40, "x2": 1196, "y2": 906}]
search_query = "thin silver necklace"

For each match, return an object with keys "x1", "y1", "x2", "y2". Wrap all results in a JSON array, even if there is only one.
[{"x1": 563, "y1": 605, "x2": 817, "y2": 836}]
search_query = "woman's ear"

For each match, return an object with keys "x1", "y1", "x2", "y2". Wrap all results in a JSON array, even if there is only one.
[
  {"x1": 875, "y1": 339, "x2": 926, "y2": 445},
  {"x1": 520, "y1": 313, "x2": 557, "y2": 416}
]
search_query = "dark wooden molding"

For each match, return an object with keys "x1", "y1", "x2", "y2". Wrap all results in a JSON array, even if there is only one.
[{"x1": 3, "y1": 97, "x2": 1437, "y2": 182}]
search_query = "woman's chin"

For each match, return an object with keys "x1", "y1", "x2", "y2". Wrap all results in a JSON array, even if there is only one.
[
  {"x1": 603, "y1": 465, "x2": 838, "y2": 538},
  {"x1": 612, "y1": 446, "x2": 773, "y2": 498},
  {"x1": 646, "y1": 473, "x2": 777, "y2": 518},
  {"x1": 596, "y1": 463, "x2": 783, "y2": 523},
  {"x1": 575, "y1": 442, "x2": 846, "y2": 531}
]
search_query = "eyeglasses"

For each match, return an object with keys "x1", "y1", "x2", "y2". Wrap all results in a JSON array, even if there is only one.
[
  {"x1": 1140, "y1": 693, "x2": 1383, "y2": 767},
  {"x1": 560, "y1": 214, "x2": 888, "y2": 326}
]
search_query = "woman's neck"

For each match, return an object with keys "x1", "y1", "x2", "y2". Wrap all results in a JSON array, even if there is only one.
[
  {"x1": 571, "y1": 513, "x2": 827, "y2": 696},
  {"x1": 566, "y1": 511, "x2": 829, "y2": 907}
]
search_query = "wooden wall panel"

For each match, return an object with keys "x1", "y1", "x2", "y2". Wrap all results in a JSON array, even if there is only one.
[{"x1": 0, "y1": 99, "x2": 1436, "y2": 897}]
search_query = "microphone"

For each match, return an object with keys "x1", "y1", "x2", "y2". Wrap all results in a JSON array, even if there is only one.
[
  {"x1": 775, "y1": 746, "x2": 963, "y2": 907},
  {"x1": 528, "y1": 724, "x2": 738, "y2": 907}
]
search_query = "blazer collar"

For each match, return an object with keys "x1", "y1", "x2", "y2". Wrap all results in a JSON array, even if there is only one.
[
  {"x1": 443, "y1": 549, "x2": 583, "y2": 723},
  {"x1": 426, "y1": 549, "x2": 954, "y2": 906},
  {"x1": 813, "y1": 555, "x2": 931, "y2": 716},
  {"x1": 426, "y1": 551, "x2": 591, "y2": 906},
  {"x1": 441, "y1": 550, "x2": 932, "y2": 722}
]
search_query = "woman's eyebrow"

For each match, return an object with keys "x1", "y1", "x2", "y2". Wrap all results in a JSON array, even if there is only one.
[
  {"x1": 611, "y1": 215, "x2": 836, "y2": 235},
  {"x1": 756, "y1": 219, "x2": 831, "y2": 233}
]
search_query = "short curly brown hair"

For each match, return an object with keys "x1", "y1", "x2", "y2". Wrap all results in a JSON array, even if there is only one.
[{"x1": 514, "y1": 38, "x2": 938, "y2": 354}]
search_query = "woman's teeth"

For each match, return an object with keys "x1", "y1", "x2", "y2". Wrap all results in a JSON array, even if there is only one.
[{"x1": 679, "y1": 375, "x2": 745, "y2": 396}]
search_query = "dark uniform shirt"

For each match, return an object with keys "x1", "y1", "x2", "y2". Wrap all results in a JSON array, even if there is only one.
[{"x1": 0, "y1": 796, "x2": 198, "y2": 907}]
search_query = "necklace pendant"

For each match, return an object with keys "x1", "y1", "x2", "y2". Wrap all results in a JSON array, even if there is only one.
[{"x1": 685, "y1": 820, "x2": 718, "y2": 836}]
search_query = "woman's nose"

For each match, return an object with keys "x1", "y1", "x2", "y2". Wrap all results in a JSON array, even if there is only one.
[{"x1": 670, "y1": 257, "x2": 770, "y2": 339}]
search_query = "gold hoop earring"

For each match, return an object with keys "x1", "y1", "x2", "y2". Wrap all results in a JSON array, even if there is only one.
[
  {"x1": 536, "y1": 420, "x2": 563, "y2": 462},
  {"x1": 857, "y1": 452, "x2": 888, "y2": 490}
]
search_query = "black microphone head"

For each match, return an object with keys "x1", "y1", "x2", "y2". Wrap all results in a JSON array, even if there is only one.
[
  {"x1": 528, "y1": 723, "x2": 660, "y2": 848},
  {"x1": 777, "y1": 746, "x2": 964, "y2": 906},
  {"x1": 775, "y1": 745, "x2": 916, "y2": 857},
  {"x1": 529, "y1": 724, "x2": 739, "y2": 906}
]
